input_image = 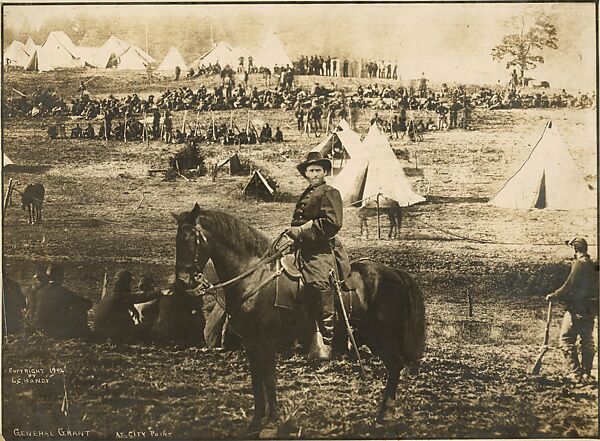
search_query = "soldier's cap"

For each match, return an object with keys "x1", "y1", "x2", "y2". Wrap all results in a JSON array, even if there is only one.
[
  {"x1": 297, "y1": 151, "x2": 332, "y2": 178},
  {"x1": 46, "y1": 263, "x2": 65, "y2": 281},
  {"x1": 565, "y1": 237, "x2": 588, "y2": 251}
]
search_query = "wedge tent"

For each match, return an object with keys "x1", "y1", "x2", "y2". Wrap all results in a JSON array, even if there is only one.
[
  {"x1": 331, "y1": 123, "x2": 425, "y2": 208},
  {"x1": 310, "y1": 119, "x2": 363, "y2": 174},
  {"x1": 254, "y1": 33, "x2": 292, "y2": 71},
  {"x1": 3, "y1": 153, "x2": 14, "y2": 167},
  {"x1": 489, "y1": 121, "x2": 595, "y2": 210},
  {"x1": 158, "y1": 47, "x2": 188, "y2": 71},
  {"x1": 242, "y1": 170, "x2": 277, "y2": 202},
  {"x1": 3, "y1": 40, "x2": 30, "y2": 67}
]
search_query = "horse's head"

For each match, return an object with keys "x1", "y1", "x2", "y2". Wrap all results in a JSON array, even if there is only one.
[{"x1": 172, "y1": 203, "x2": 211, "y2": 287}]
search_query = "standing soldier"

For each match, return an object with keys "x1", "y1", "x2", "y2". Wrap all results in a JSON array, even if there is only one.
[
  {"x1": 546, "y1": 237, "x2": 598, "y2": 383},
  {"x1": 285, "y1": 152, "x2": 355, "y2": 361},
  {"x1": 295, "y1": 105, "x2": 305, "y2": 132}
]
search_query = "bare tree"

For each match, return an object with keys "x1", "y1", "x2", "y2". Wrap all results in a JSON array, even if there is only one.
[{"x1": 491, "y1": 12, "x2": 558, "y2": 86}]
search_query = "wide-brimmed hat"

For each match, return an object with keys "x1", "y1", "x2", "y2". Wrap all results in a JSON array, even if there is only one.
[{"x1": 297, "y1": 152, "x2": 332, "y2": 178}]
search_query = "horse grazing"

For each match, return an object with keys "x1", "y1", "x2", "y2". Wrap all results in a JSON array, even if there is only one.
[
  {"x1": 173, "y1": 203, "x2": 425, "y2": 430},
  {"x1": 21, "y1": 183, "x2": 45, "y2": 225}
]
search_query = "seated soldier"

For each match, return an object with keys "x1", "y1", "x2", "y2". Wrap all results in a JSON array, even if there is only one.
[
  {"x1": 70, "y1": 124, "x2": 82, "y2": 139},
  {"x1": 151, "y1": 276, "x2": 205, "y2": 345},
  {"x1": 2, "y1": 263, "x2": 27, "y2": 335},
  {"x1": 47, "y1": 125, "x2": 59, "y2": 139},
  {"x1": 173, "y1": 129, "x2": 185, "y2": 144},
  {"x1": 32, "y1": 264, "x2": 93, "y2": 338},
  {"x1": 248, "y1": 130, "x2": 257, "y2": 144},
  {"x1": 274, "y1": 127, "x2": 284, "y2": 142},
  {"x1": 259, "y1": 123, "x2": 273, "y2": 143},
  {"x1": 82, "y1": 123, "x2": 95, "y2": 139},
  {"x1": 93, "y1": 270, "x2": 162, "y2": 341}
]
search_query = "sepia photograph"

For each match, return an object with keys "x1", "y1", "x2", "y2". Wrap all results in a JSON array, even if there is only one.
[{"x1": 1, "y1": 1, "x2": 598, "y2": 439}]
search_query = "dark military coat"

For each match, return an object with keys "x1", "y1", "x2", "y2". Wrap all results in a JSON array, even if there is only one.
[{"x1": 291, "y1": 182, "x2": 353, "y2": 288}]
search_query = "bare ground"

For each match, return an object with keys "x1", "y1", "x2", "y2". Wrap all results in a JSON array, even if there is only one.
[{"x1": 2, "y1": 70, "x2": 598, "y2": 440}]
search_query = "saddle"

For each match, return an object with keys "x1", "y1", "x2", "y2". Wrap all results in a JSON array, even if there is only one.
[{"x1": 274, "y1": 254, "x2": 304, "y2": 310}]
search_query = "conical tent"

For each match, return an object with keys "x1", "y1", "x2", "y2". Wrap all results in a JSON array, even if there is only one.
[
  {"x1": 489, "y1": 121, "x2": 596, "y2": 210},
  {"x1": 25, "y1": 31, "x2": 86, "y2": 71},
  {"x1": 3, "y1": 40, "x2": 30, "y2": 67},
  {"x1": 116, "y1": 45, "x2": 156, "y2": 70},
  {"x1": 332, "y1": 123, "x2": 425, "y2": 208},
  {"x1": 311, "y1": 119, "x2": 363, "y2": 173},
  {"x1": 24, "y1": 37, "x2": 37, "y2": 54},
  {"x1": 193, "y1": 42, "x2": 234, "y2": 68},
  {"x1": 158, "y1": 47, "x2": 188, "y2": 71},
  {"x1": 254, "y1": 33, "x2": 292, "y2": 70}
]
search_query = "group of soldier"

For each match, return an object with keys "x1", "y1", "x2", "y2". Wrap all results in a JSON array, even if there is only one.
[{"x1": 2, "y1": 263, "x2": 208, "y2": 345}]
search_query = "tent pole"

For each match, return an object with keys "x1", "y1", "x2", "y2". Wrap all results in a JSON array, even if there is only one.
[{"x1": 376, "y1": 193, "x2": 381, "y2": 240}]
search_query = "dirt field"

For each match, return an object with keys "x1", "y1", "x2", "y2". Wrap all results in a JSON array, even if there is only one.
[{"x1": 2, "y1": 70, "x2": 598, "y2": 439}]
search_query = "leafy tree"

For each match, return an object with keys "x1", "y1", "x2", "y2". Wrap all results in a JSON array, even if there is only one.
[{"x1": 491, "y1": 13, "x2": 558, "y2": 85}]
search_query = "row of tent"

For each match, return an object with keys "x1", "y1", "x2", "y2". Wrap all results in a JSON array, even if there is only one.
[
  {"x1": 3, "y1": 32, "x2": 292, "y2": 72},
  {"x1": 314, "y1": 120, "x2": 595, "y2": 210}
]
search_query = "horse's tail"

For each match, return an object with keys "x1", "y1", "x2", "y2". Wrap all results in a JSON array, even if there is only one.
[{"x1": 395, "y1": 268, "x2": 426, "y2": 364}]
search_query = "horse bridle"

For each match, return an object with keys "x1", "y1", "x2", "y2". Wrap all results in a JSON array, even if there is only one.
[{"x1": 179, "y1": 224, "x2": 294, "y2": 311}]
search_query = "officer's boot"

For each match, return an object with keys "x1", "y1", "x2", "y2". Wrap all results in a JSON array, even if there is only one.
[{"x1": 309, "y1": 290, "x2": 335, "y2": 361}]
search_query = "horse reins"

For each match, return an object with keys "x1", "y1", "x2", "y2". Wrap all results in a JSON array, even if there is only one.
[{"x1": 186, "y1": 229, "x2": 293, "y2": 312}]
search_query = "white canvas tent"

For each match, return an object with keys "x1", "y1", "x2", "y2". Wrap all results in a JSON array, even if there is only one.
[
  {"x1": 24, "y1": 31, "x2": 86, "y2": 71},
  {"x1": 115, "y1": 45, "x2": 156, "y2": 70},
  {"x1": 158, "y1": 47, "x2": 188, "y2": 71},
  {"x1": 3, "y1": 153, "x2": 14, "y2": 167},
  {"x1": 254, "y1": 33, "x2": 292, "y2": 70},
  {"x1": 332, "y1": 123, "x2": 425, "y2": 208},
  {"x1": 24, "y1": 37, "x2": 37, "y2": 54},
  {"x1": 231, "y1": 45, "x2": 254, "y2": 69},
  {"x1": 489, "y1": 121, "x2": 596, "y2": 210},
  {"x1": 311, "y1": 119, "x2": 363, "y2": 173},
  {"x1": 193, "y1": 42, "x2": 235, "y2": 68},
  {"x1": 3, "y1": 40, "x2": 30, "y2": 67}
]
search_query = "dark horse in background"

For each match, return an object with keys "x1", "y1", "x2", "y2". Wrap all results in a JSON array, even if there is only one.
[
  {"x1": 21, "y1": 183, "x2": 45, "y2": 225},
  {"x1": 174, "y1": 204, "x2": 426, "y2": 430}
]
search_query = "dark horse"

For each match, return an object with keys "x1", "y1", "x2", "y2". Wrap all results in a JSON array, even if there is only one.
[
  {"x1": 21, "y1": 183, "x2": 45, "y2": 225},
  {"x1": 174, "y1": 204, "x2": 425, "y2": 430}
]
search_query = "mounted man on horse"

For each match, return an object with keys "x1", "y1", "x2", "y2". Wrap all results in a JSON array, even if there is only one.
[{"x1": 172, "y1": 151, "x2": 426, "y2": 431}]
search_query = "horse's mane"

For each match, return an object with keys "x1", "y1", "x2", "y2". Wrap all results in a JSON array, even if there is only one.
[{"x1": 198, "y1": 210, "x2": 271, "y2": 257}]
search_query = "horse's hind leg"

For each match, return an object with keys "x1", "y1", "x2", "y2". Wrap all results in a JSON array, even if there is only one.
[{"x1": 377, "y1": 345, "x2": 403, "y2": 424}]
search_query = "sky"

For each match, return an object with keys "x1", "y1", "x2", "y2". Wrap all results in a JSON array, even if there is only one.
[{"x1": 3, "y1": 2, "x2": 596, "y2": 90}]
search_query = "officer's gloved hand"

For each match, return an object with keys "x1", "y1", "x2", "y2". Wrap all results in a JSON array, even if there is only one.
[{"x1": 285, "y1": 226, "x2": 303, "y2": 240}]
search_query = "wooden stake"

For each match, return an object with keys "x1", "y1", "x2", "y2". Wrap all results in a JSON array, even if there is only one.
[
  {"x1": 3, "y1": 178, "x2": 14, "y2": 212},
  {"x1": 376, "y1": 193, "x2": 381, "y2": 240},
  {"x1": 101, "y1": 272, "x2": 108, "y2": 300},
  {"x1": 123, "y1": 116, "x2": 128, "y2": 143}
]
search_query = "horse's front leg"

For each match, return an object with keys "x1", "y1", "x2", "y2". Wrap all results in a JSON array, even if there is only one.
[
  {"x1": 28, "y1": 204, "x2": 33, "y2": 225},
  {"x1": 262, "y1": 345, "x2": 278, "y2": 424},
  {"x1": 246, "y1": 346, "x2": 266, "y2": 431}
]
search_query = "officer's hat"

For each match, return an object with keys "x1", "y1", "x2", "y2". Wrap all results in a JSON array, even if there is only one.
[
  {"x1": 296, "y1": 151, "x2": 332, "y2": 178},
  {"x1": 565, "y1": 237, "x2": 588, "y2": 253}
]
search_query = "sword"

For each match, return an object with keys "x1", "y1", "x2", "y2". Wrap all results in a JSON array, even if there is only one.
[{"x1": 329, "y1": 269, "x2": 366, "y2": 379}]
